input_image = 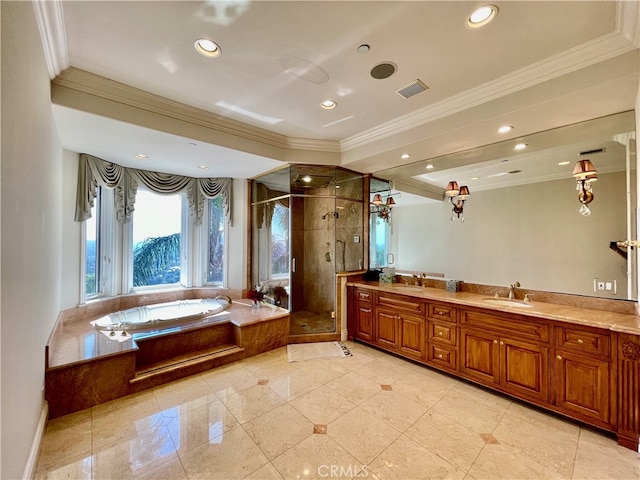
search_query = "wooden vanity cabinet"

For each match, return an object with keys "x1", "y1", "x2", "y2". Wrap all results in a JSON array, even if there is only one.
[
  {"x1": 375, "y1": 292, "x2": 426, "y2": 359},
  {"x1": 353, "y1": 288, "x2": 374, "y2": 342},
  {"x1": 459, "y1": 309, "x2": 549, "y2": 403},
  {"x1": 552, "y1": 325, "x2": 614, "y2": 428}
]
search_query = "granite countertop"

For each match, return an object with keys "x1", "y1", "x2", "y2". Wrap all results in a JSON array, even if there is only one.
[
  {"x1": 48, "y1": 302, "x2": 289, "y2": 368},
  {"x1": 348, "y1": 281, "x2": 640, "y2": 335}
]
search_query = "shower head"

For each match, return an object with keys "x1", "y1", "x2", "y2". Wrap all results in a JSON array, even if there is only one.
[{"x1": 322, "y1": 211, "x2": 339, "y2": 219}]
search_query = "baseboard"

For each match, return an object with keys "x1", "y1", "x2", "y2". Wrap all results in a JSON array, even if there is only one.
[{"x1": 22, "y1": 401, "x2": 48, "y2": 480}]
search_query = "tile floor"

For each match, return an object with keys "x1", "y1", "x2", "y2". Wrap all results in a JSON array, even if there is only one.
[{"x1": 35, "y1": 341, "x2": 639, "y2": 479}]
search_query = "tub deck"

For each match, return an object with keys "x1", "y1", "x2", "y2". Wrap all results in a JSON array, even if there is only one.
[{"x1": 45, "y1": 295, "x2": 290, "y2": 418}]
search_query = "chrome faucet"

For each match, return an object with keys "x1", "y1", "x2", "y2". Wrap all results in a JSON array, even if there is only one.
[{"x1": 508, "y1": 281, "x2": 521, "y2": 300}]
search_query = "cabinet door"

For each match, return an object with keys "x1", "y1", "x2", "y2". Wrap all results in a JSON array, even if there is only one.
[
  {"x1": 398, "y1": 313, "x2": 425, "y2": 360},
  {"x1": 460, "y1": 329, "x2": 499, "y2": 385},
  {"x1": 355, "y1": 305, "x2": 373, "y2": 342},
  {"x1": 376, "y1": 309, "x2": 399, "y2": 351},
  {"x1": 554, "y1": 350, "x2": 611, "y2": 425},
  {"x1": 500, "y1": 337, "x2": 549, "y2": 402}
]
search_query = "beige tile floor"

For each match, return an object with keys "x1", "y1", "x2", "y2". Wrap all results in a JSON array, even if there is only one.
[{"x1": 35, "y1": 341, "x2": 640, "y2": 479}]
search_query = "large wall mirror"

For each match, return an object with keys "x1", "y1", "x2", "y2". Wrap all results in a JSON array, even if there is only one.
[{"x1": 375, "y1": 111, "x2": 637, "y2": 300}]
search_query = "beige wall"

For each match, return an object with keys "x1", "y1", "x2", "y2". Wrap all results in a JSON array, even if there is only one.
[
  {"x1": 391, "y1": 171, "x2": 628, "y2": 297},
  {"x1": 1, "y1": 2, "x2": 65, "y2": 478}
]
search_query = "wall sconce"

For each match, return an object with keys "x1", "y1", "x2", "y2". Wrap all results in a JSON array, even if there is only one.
[
  {"x1": 371, "y1": 193, "x2": 396, "y2": 223},
  {"x1": 572, "y1": 159, "x2": 598, "y2": 216},
  {"x1": 445, "y1": 181, "x2": 471, "y2": 222}
]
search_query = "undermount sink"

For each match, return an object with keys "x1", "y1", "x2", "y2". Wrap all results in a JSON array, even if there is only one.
[{"x1": 482, "y1": 298, "x2": 532, "y2": 308}]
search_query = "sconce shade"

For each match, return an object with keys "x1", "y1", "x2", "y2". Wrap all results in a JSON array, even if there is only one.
[
  {"x1": 372, "y1": 194, "x2": 383, "y2": 205},
  {"x1": 386, "y1": 196, "x2": 396, "y2": 207},
  {"x1": 572, "y1": 159, "x2": 597, "y2": 179},
  {"x1": 445, "y1": 181, "x2": 460, "y2": 197},
  {"x1": 457, "y1": 186, "x2": 470, "y2": 199}
]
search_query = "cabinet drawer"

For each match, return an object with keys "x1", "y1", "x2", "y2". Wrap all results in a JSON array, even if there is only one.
[
  {"x1": 428, "y1": 321, "x2": 457, "y2": 346},
  {"x1": 428, "y1": 303, "x2": 458, "y2": 323},
  {"x1": 356, "y1": 289, "x2": 372, "y2": 303},
  {"x1": 427, "y1": 344, "x2": 457, "y2": 370},
  {"x1": 554, "y1": 326, "x2": 611, "y2": 357},
  {"x1": 461, "y1": 309, "x2": 549, "y2": 342},
  {"x1": 377, "y1": 293, "x2": 426, "y2": 315}
]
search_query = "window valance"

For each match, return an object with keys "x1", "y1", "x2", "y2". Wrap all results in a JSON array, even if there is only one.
[{"x1": 74, "y1": 153, "x2": 232, "y2": 225}]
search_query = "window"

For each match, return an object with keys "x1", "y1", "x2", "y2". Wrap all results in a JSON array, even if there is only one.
[
  {"x1": 270, "y1": 203, "x2": 289, "y2": 278},
  {"x1": 207, "y1": 196, "x2": 225, "y2": 284},
  {"x1": 370, "y1": 213, "x2": 390, "y2": 268},
  {"x1": 132, "y1": 190, "x2": 182, "y2": 287},
  {"x1": 84, "y1": 190, "x2": 100, "y2": 297}
]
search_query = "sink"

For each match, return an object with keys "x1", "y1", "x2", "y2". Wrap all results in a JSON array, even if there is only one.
[{"x1": 482, "y1": 298, "x2": 532, "y2": 308}]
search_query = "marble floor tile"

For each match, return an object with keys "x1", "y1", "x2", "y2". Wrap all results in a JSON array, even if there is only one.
[
  {"x1": 243, "y1": 404, "x2": 313, "y2": 459},
  {"x1": 466, "y1": 443, "x2": 567, "y2": 480},
  {"x1": 200, "y1": 362, "x2": 259, "y2": 398},
  {"x1": 572, "y1": 428, "x2": 640, "y2": 480},
  {"x1": 328, "y1": 406, "x2": 401, "y2": 465},
  {"x1": 152, "y1": 374, "x2": 217, "y2": 412},
  {"x1": 405, "y1": 410, "x2": 487, "y2": 471},
  {"x1": 289, "y1": 385, "x2": 356, "y2": 424},
  {"x1": 325, "y1": 370, "x2": 382, "y2": 405},
  {"x1": 359, "y1": 389, "x2": 428, "y2": 432},
  {"x1": 37, "y1": 341, "x2": 640, "y2": 480},
  {"x1": 367, "y1": 434, "x2": 466, "y2": 480},
  {"x1": 220, "y1": 383, "x2": 286, "y2": 423},
  {"x1": 92, "y1": 426, "x2": 178, "y2": 480},
  {"x1": 163, "y1": 399, "x2": 240, "y2": 454},
  {"x1": 430, "y1": 385, "x2": 510, "y2": 434},
  {"x1": 178, "y1": 425, "x2": 269, "y2": 480},
  {"x1": 271, "y1": 434, "x2": 364, "y2": 480}
]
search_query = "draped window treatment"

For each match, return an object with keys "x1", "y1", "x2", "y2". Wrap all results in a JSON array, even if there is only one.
[
  {"x1": 74, "y1": 153, "x2": 233, "y2": 226},
  {"x1": 256, "y1": 184, "x2": 289, "y2": 228}
]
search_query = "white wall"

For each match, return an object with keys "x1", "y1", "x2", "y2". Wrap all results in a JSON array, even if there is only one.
[
  {"x1": 391, "y1": 172, "x2": 627, "y2": 297},
  {"x1": 1, "y1": 2, "x2": 65, "y2": 478},
  {"x1": 227, "y1": 178, "x2": 248, "y2": 289},
  {"x1": 60, "y1": 150, "x2": 81, "y2": 309}
]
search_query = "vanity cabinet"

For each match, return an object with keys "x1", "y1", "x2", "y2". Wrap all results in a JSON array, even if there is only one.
[
  {"x1": 353, "y1": 289, "x2": 374, "y2": 342},
  {"x1": 552, "y1": 325, "x2": 613, "y2": 427},
  {"x1": 459, "y1": 309, "x2": 549, "y2": 402},
  {"x1": 346, "y1": 284, "x2": 638, "y2": 450}
]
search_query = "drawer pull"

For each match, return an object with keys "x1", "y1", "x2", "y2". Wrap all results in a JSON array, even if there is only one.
[
  {"x1": 577, "y1": 338, "x2": 584, "y2": 344},
  {"x1": 493, "y1": 339, "x2": 498, "y2": 344},
  {"x1": 438, "y1": 354, "x2": 443, "y2": 358},
  {"x1": 500, "y1": 341, "x2": 504, "y2": 346},
  {"x1": 438, "y1": 311, "x2": 444, "y2": 315},
  {"x1": 438, "y1": 331, "x2": 443, "y2": 336},
  {"x1": 556, "y1": 355, "x2": 563, "y2": 360}
]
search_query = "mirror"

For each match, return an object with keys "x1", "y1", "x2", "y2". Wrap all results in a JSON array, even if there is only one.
[{"x1": 375, "y1": 111, "x2": 637, "y2": 300}]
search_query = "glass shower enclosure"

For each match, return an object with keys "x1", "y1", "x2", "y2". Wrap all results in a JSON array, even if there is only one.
[{"x1": 251, "y1": 165, "x2": 364, "y2": 335}]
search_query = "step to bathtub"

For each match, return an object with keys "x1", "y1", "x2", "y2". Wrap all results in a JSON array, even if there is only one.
[{"x1": 131, "y1": 344, "x2": 244, "y2": 385}]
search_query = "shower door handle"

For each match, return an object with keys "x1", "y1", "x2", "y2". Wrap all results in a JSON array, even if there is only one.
[{"x1": 292, "y1": 257, "x2": 296, "y2": 273}]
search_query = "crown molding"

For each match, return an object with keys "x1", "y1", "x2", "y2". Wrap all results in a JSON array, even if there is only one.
[
  {"x1": 32, "y1": 0, "x2": 69, "y2": 79},
  {"x1": 53, "y1": 67, "x2": 341, "y2": 153},
  {"x1": 342, "y1": 17, "x2": 639, "y2": 152}
]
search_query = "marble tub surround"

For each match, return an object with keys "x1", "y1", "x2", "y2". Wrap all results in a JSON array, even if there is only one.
[
  {"x1": 35, "y1": 341, "x2": 640, "y2": 480},
  {"x1": 349, "y1": 280, "x2": 640, "y2": 334},
  {"x1": 46, "y1": 293, "x2": 289, "y2": 418}
]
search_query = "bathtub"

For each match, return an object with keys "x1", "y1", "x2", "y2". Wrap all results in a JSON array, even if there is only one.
[{"x1": 91, "y1": 296, "x2": 232, "y2": 332}]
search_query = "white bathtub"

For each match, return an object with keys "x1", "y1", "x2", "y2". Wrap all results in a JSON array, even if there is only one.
[{"x1": 91, "y1": 297, "x2": 231, "y2": 332}]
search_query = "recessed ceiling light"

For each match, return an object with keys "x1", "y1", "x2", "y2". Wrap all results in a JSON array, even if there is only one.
[
  {"x1": 302, "y1": 175, "x2": 312, "y2": 183},
  {"x1": 498, "y1": 125, "x2": 513, "y2": 134},
  {"x1": 514, "y1": 143, "x2": 527, "y2": 151},
  {"x1": 471, "y1": 176, "x2": 480, "y2": 180},
  {"x1": 194, "y1": 38, "x2": 221, "y2": 58},
  {"x1": 401, "y1": 153, "x2": 411, "y2": 159},
  {"x1": 321, "y1": 100, "x2": 337, "y2": 109},
  {"x1": 134, "y1": 154, "x2": 148, "y2": 159},
  {"x1": 357, "y1": 44, "x2": 370, "y2": 54},
  {"x1": 558, "y1": 161, "x2": 571, "y2": 166},
  {"x1": 425, "y1": 164, "x2": 435, "y2": 170},
  {"x1": 198, "y1": 165, "x2": 208, "y2": 170},
  {"x1": 467, "y1": 5, "x2": 498, "y2": 28}
]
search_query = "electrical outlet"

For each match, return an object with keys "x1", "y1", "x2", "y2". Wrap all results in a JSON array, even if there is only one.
[
  {"x1": 353, "y1": 235, "x2": 360, "y2": 243},
  {"x1": 594, "y1": 278, "x2": 617, "y2": 294}
]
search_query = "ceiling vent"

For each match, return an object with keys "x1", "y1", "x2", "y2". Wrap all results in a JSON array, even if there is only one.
[
  {"x1": 396, "y1": 79, "x2": 429, "y2": 99},
  {"x1": 579, "y1": 147, "x2": 606, "y2": 156}
]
